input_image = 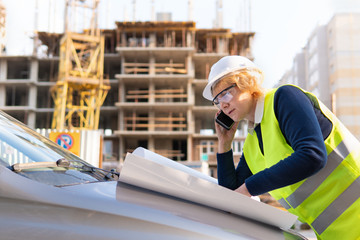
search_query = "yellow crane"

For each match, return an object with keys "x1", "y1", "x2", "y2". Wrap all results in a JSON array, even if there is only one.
[{"x1": 51, "y1": 0, "x2": 110, "y2": 130}]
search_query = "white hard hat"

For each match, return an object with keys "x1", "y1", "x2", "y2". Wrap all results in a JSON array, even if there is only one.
[{"x1": 202, "y1": 55, "x2": 259, "y2": 100}]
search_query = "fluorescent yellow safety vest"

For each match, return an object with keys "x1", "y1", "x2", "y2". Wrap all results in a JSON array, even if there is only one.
[{"x1": 243, "y1": 86, "x2": 360, "y2": 239}]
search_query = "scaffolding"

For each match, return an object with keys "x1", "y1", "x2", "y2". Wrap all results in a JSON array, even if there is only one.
[{"x1": 51, "y1": 0, "x2": 110, "y2": 130}]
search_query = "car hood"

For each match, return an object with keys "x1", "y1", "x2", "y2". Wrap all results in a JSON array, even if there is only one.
[{"x1": 0, "y1": 165, "x2": 305, "y2": 240}]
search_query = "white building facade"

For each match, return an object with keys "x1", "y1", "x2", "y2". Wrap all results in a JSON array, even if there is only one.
[{"x1": 280, "y1": 13, "x2": 360, "y2": 139}]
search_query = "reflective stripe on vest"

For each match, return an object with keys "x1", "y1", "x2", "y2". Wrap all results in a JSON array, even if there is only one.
[
  {"x1": 312, "y1": 176, "x2": 360, "y2": 235},
  {"x1": 277, "y1": 137, "x2": 360, "y2": 234},
  {"x1": 279, "y1": 138, "x2": 351, "y2": 209}
]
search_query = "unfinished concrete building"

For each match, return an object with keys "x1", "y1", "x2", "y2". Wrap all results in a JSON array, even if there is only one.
[{"x1": 0, "y1": 21, "x2": 254, "y2": 176}]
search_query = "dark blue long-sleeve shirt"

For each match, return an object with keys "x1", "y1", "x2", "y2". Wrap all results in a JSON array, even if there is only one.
[{"x1": 217, "y1": 85, "x2": 331, "y2": 196}]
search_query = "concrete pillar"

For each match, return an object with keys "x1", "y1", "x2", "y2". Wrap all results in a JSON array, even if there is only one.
[
  {"x1": 148, "y1": 81, "x2": 155, "y2": 132},
  {"x1": 186, "y1": 55, "x2": 193, "y2": 76},
  {"x1": 28, "y1": 88, "x2": 36, "y2": 108},
  {"x1": 120, "y1": 56, "x2": 125, "y2": 74},
  {"x1": 149, "y1": 109, "x2": 155, "y2": 132},
  {"x1": 119, "y1": 136, "x2": 124, "y2": 162},
  {"x1": 187, "y1": 79, "x2": 193, "y2": 104},
  {"x1": 0, "y1": 86, "x2": 5, "y2": 106},
  {"x1": 121, "y1": 32, "x2": 127, "y2": 47},
  {"x1": 29, "y1": 60, "x2": 38, "y2": 109},
  {"x1": 0, "y1": 59, "x2": 7, "y2": 106},
  {"x1": 27, "y1": 59, "x2": 38, "y2": 129},
  {"x1": 186, "y1": 31, "x2": 192, "y2": 47},
  {"x1": 149, "y1": 33, "x2": 156, "y2": 48},
  {"x1": 30, "y1": 59, "x2": 38, "y2": 83},
  {"x1": 148, "y1": 137, "x2": 155, "y2": 152},
  {"x1": 149, "y1": 55, "x2": 155, "y2": 75},
  {"x1": 149, "y1": 81, "x2": 155, "y2": 104},
  {"x1": 119, "y1": 81, "x2": 125, "y2": 102},
  {"x1": 187, "y1": 108, "x2": 193, "y2": 132},
  {"x1": 118, "y1": 110, "x2": 124, "y2": 131},
  {"x1": 0, "y1": 58, "x2": 6, "y2": 79},
  {"x1": 187, "y1": 134, "x2": 193, "y2": 161},
  {"x1": 27, "y1": 112, "x2": 36, "y2": 129}
]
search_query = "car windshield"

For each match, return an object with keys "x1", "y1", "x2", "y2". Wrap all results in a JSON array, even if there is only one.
[{"x1": 0, "y1": 111, "x2": 113, "y2": 186}]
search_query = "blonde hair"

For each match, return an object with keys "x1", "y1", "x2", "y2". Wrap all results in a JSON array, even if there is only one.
[{"x1": 212, "y1": 68, "x2": 264, "y2": 100}]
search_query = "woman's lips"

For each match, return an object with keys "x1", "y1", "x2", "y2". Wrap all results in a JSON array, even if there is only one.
[{"x1": 228, "y1": 109, "x2": 234, "y2": 115}]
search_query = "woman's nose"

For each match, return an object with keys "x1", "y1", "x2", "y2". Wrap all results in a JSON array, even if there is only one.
[{"x1": 220, "y1": 101, "x2": 229, "y2": 109}]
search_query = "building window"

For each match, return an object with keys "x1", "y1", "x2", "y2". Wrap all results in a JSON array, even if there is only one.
[
  {"x1": 309, "y1": 54, "x2": 318, "y2": 71},
  {"x1": 5, "y1": 86, "x2": 28, "y2": 106},
  {"x1": 309, "y1": 70, "x2": 319, "y2": 87},
  {"x1": 200, "y1": 140, "x2": 214, "y2": 154},
  {"x1": 7, "y1": 59, "x2": 30, "y2": 79},
  {"x1": 200, "y1": 140, "x2": 215, "y2": 161},
  {"x1": 309, "y1": 35, "x2": 318, "y2": 53},
  {"x1": 232, "y1": 140, "x2": 244, "y2": 154}
]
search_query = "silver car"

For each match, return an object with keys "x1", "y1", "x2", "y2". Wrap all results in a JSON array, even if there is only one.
[{"x1": 0, "y1": 110, "x2": 307, "y2": 240}]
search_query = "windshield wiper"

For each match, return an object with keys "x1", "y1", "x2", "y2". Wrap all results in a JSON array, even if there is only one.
[
  {"x1": 57, "y1": 159, "x2": 120, "y2": 179},
  {"x1": 11, "y1": 159, "x2": 120, "y2": 180},
  {"x1": 12, "y1": 161, "x2": 60, "y2": 172}
]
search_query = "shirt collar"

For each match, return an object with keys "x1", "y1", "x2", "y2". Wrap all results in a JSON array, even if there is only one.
[{"x1": 248, "y1": 94, "x2": 265, "y2": 135}]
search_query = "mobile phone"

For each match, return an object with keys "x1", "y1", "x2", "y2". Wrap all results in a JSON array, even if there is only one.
[{"x1": 216, "y1": 111, "x2": 234, "y2": 130}]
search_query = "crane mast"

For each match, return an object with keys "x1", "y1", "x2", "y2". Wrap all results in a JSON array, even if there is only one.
[{"x1": 51, "y1": 0, "x2": 110, "y2": 130}]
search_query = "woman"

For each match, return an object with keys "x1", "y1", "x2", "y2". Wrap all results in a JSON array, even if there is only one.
[{"x1": 202, "y1": 55, "x2": 360, "y2": 240}]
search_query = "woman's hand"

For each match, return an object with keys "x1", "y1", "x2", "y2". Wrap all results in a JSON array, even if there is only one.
[
  {"x1": 235, "y1": 183, "x2": 251, "y2": 197},
  {"x1": 214, "y1": 110, "x2": 239, "y2": 153}
]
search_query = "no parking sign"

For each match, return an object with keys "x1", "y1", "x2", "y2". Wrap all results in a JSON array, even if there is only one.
[{"x1": 49, "y1": 132, "x2": 81, "y2": 156}]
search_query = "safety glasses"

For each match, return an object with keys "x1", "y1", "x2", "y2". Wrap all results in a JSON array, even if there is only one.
[{"x1": 212, "y1": 84, "x2": 236, "y2": 107}]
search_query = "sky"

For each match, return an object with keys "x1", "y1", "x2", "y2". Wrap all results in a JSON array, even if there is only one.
[{"x1": 2, "y1": 0, "x2": 360, "y2": 88}]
